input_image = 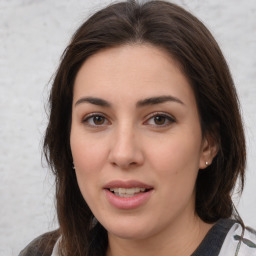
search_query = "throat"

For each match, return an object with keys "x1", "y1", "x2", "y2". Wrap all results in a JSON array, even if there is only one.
[{"x1": 106, "y1": 216, "x2": 215, "y2": 256}]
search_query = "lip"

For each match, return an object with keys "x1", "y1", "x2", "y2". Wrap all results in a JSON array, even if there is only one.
[
  {"x1": 103, "y1": 180, "x2": 153, "y2": 210},
  {"x1": 104, "y1": 180, "x2": 153, "y2": 189}
]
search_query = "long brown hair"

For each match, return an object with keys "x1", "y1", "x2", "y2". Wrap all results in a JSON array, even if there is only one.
[{"x1": 43, "y1": 1, "x2": 246, "y2": 255}]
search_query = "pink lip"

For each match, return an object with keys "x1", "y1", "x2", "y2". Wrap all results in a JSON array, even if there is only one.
[
  {"x1": 103, "y1": 180, "x2": 153, "y2": 210},
  {"x1": 104, "y1": 180, "x2": 153, "y2": 189}
]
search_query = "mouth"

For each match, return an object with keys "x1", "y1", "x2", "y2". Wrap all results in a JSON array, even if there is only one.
[
  {"x1": 107, "y1": 187, "x2": 152, "y2": 198},
  {"x1": 103, "y1": 180, "x2": 153, "y2": 209}
]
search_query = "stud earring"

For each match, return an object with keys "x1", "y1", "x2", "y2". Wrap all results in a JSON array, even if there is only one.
[
  {"x1": 72, "y1": 163, "x2": 76, "y2": 170},
  {"x1": 205, "y1": 161, "x2": 209, "y2": 166}
]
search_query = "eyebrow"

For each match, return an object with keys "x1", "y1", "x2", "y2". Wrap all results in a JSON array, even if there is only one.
[
  {"x1": 75, "y1": 97, "x2": 111, "y2": 107},
  {"x1": 74, "y1": 95, "x2": 184, "y2": 108},
  {"x1": 136, "y1": 95, "x2": 184, "y2": 107}
]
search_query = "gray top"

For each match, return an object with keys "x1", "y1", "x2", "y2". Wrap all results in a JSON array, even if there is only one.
[{"x1": 19, "y1": 219, "x2": 249, "y2": 256}]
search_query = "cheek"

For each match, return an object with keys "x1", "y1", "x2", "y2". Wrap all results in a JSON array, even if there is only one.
[
  {"x1": 145, "y1": 132, "x2": 202, "y2": 201},
  {"x1": 71, "y1": 142, "x2": 105, "y2": 209},
  {"x1": 71, "y1": 129, "x2": 108, "y2": 171},
  {"x1": 148, "y1": 140, "x2": 200, "y2": 212},
  {"x1": 70, "y1": 131, "x2": 109, "y2": 199},
  {"x1": 147, "y1": 136, "x2": 202, "y2": 174}
]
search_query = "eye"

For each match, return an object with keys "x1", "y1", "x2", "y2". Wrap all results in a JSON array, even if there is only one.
[
  {"x1": 144, "y1": 112, "x2": 175, "y2": 127},
  {"x1": 82, "y1": 113, "x2": 110, "y2": 127}
]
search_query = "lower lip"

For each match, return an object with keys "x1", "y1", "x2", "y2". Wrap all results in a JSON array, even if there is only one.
[{"x1": 104, "y1": 189, "x2": 153, "y2": 210}]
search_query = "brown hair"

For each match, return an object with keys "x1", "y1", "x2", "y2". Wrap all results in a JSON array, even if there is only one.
[{"x1": 43, "y1": 1, "x2": 246, "y2": 255}]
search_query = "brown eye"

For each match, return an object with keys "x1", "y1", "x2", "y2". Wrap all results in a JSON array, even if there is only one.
[
  {"x1": 154, "y1": 116, "x2": 166, "y2": 125},
  {"x1": 93, "y1": 116, "x2": 105, "y2": 125},
  {"x1": 144, "y1": 113, "x2": 175, "y2": 127},
  {"x1": 83, "y1": 114, "x2": 109, "y2": 127}
]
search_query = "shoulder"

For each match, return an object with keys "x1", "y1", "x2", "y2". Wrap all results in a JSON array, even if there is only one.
[
  {"x1": 237, "y1": 225, "x2": 256, "y2": 255},
  {"x1": 19, "y1": 230, "x2": 60, "y2": 256},
  {"x1": 219, "y1": 221, "x2": 256, "y2": 256}
]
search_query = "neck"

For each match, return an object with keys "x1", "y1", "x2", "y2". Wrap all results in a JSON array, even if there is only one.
[{"x1": 106, "y1": 214, "x2": 214, "y2": 256}]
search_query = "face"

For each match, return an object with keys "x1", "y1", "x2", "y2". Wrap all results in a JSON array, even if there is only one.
[{"x1": 70, "y1": 44, "x2": 213, "y2": 241}]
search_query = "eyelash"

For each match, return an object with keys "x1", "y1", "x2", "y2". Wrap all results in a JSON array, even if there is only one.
[
  {"x1": 82, "y1": 113, "x2": 110, "y2": 127},
  {"x1": 144, "y1": 112, "x2": 176, "y2": 127},
  {"x1": 82, "y1": 112, "x2": 176, "y2": 128}
]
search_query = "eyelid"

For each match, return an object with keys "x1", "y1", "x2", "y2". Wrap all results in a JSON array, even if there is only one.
[
  {"x1": 82, "y1": 112, "x2": 111, "y2": 127},
  {"x1": 143, "y1": 111, "x2": 176, "y2": 126}
]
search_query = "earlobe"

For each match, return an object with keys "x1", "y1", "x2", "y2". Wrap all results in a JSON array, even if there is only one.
[{"x1": 199, "y1": 134, "x2": 218, "y2": 169}]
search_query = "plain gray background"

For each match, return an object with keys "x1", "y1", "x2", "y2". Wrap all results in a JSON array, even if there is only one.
[{"x1": 0, "y1": 0, "x2": 255, "y2": 255}]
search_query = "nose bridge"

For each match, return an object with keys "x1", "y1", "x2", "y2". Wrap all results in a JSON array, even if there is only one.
[{"x1": 109, "y1": 120, "x2": 143, "y2": 168}]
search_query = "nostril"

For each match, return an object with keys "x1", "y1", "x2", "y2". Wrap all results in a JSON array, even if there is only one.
[{"x1": 110, "y1": 160, "x2": 138, "y2": 169}]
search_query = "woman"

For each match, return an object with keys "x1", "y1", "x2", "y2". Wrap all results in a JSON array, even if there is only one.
[{"x1": 19, "y1": 0, "x2": 256, "y2": 256}]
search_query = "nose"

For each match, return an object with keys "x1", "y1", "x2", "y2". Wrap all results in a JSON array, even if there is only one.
[{"x1": 108, "y1": 124, "x2": 144, "y2": 169}]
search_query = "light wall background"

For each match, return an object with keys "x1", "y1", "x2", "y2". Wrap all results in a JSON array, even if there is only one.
[{"x1": 0, "y1": 0, "x2": 255, "y2": 255}]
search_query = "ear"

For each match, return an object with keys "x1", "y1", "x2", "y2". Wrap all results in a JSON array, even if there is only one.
[{"x1": 199, "y1": 132, "x2": 218, "y2": 169}]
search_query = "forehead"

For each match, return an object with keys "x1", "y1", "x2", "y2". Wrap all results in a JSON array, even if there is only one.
[{"x1": 73, "y1": 44, "x2": 195, "y2": 107}]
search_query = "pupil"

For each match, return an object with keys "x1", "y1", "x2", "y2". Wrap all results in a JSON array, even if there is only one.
[
  {"x1": 154, "y1": 116, "x2": 165, "y2": 125},
  {"x1": 93, "y1": 116, "x2": 104, "y2": 125}
]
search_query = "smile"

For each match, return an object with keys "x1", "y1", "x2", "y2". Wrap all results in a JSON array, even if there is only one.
[
  {"x1": 104, "y1": 180, "x2": 153, "y2": 209},
  {"x1": 109, "y1": 187, "x2": 147, "y2": 197}
]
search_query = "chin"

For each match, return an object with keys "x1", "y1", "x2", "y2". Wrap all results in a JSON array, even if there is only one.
[
  {"x1": 109, "y1": 229, "x2": 150, "y2": 240},
  {"x1": 101, "y1": 219, "x2": 156, "y2": 240}
]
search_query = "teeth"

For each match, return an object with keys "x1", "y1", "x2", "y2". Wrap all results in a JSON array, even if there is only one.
[{"x1": 109, "y1": 187, "x2": 146, "y2": 197}]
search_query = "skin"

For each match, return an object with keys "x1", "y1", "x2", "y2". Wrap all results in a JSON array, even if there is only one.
[{"x1": 70, "y1": 44, "x2": 217, "y2": 256}]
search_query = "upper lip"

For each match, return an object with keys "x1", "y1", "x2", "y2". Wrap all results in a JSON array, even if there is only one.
[{"x1": 104, "y1": 180, "x2": 153, "y2": 189}]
